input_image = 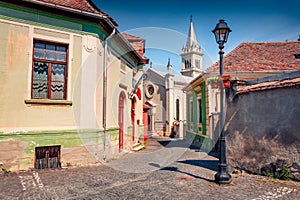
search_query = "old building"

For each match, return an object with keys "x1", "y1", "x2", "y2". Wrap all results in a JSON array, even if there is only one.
[
  {"x1": 185, "y1": 41, "x2": 300, "y2": 151},
  {"x1": 143, "y1": 17, "x2": 202, "y2": 138},
  {"x1": 0, "y1": 0, "x2": 148, "y2": 171},
  {"x1": 226, "y1": 71, "x2": 300, "y2": 180}
]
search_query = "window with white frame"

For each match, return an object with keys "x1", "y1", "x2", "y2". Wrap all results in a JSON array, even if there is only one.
[{"x1": 32, "y1": 40, "x2": 68, "y2": 100}]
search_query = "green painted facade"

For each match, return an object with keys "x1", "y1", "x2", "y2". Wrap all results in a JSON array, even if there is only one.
[
  {"x1": 187, "y1": 82, "x2": 206, "y2": 134},
  {"x1": 0, "y1": 128, "x2": 117, "y2": 170},
  {"x1": 186, "y1": 82, "x2": 213, "y2": 151}
]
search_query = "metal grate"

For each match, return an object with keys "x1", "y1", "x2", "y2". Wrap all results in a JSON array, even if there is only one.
[{"x1": 35, "y1": 145, "x2": 61, "y2": 169}]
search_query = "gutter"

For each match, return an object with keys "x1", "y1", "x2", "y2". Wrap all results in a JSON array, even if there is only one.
[{"x1": 103, "y1": 28, "x2": 116, "y2": 160}]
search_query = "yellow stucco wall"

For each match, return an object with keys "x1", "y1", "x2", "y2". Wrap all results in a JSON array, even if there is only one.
[
  {"x1": 107, "y1": 54, "x2": 132, "y2": 128},
  {"x1": 0, "y1": 20, "x2": 83, "y2": 132}
]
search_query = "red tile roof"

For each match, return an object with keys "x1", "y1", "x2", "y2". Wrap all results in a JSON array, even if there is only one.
[
  {"x1": 206, "y1": 41, "x2": 300, "y2": 73},
  {"x1": 122, "y1": 33, "x2": 143, "y2": 41},
  {"x1": 122, "y1": 33, "x2": 146, "y2": 58},
  {"x1": 237, "y1": 77, "x2": 300, "y2": 94},
  {"x1": 22, "y1": 0, "x2": 117, "y2": 25},
  {"x1": 24, "y1": 0, "x2": 101, "y2": 14}
]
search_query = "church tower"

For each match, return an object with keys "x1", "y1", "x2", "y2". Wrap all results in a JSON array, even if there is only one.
[{"x1": 181, "y1": 16, "x2": 203, "y2": 78}]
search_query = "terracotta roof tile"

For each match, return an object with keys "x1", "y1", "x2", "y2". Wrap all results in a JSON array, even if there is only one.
[
  {"x1": 237, "y1": 77, "x2": 300, "y2": 94},
  {"x1": 122, "y1": 33, "x2": 145, "y2": 57},
  {"x1": 206, "y1": 41, "x2": 300, "y2": 73},
  {"x1": 122, "y1": 33, "x2": 143, "y2": 41},
  {"x1": 21, "y1": 0, "x2": 117, "y2": 25},
  {"x1": 25, "y1": 0, "x2": 102, "y2": 14}
]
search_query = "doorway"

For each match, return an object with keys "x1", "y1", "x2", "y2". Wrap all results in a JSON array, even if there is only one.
[{"x1": 118, "y1": 92, "x2": 126, "y2": 151}]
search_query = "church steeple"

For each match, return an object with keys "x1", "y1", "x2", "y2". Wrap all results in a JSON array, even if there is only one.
[
  {"x1": 186, "y1": 16, "x2": 198, "y2": 50},
  {"x1": 181, "y1": 16, "x2": 203, "y2": 78},
  {"x1": 167, "y1": 58, "x2": 172, "y2": 71},
  {"x1": 183, "y1": 15, "x2": 201, "y2": 54}
]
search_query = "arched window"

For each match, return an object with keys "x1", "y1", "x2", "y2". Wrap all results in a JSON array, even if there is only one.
[{"x1": 176, "y1": 99, "x2": 180, "y2": 121}]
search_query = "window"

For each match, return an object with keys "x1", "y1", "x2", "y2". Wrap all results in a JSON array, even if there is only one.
[
  {"x1": 120, "y1": 62, "x2": 126, "y2": 72},
  {"x1": 198, "y1": 98, "x2": 202, "y2": 123},
  {"x1": 145, "y1": 84, "x2": 155, "y2": 99},
  {"x1": 32, "y1": 40, "x2": 68, "y2": 100},
  {"x1": 195, "y1": 59, "x2": 200, "y2": 69},
  {"x1": 176, "y1": 99, "x2": 180, "y2": 120},
  {"x1": 185, "y1": 59, "x2": 191, "y2": 69}
]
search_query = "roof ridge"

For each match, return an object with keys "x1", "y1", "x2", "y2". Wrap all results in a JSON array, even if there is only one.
[
  {"x1": 205, "y1": 41, "x2": 300, "y2": 73},
  {"x1": 242, "y1": 41, "x2": 300, "y2": 45}
]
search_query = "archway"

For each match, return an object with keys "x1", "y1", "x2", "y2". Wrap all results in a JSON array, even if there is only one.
[{"x1": 118, "y1": 91, "x2": 126, "y2": 151}]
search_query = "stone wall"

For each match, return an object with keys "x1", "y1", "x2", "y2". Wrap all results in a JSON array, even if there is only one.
[
  {"x1": 225, "y1": 87, "x2": 300, "y2": 180},
  {"x1": 0, "y1": 128, "x2": 125, "y2": 171}
]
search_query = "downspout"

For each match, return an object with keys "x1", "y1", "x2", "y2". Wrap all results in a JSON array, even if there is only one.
[{"x1": 103, "y1": 28, "x2": 116, "y2": 160}]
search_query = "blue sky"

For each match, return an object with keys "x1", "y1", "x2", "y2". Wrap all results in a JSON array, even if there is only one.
[{"x1": 93, "y1": 0, "x2": 300, "y2": 72}]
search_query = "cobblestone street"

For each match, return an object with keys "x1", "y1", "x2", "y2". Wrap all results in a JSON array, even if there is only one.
[{"x1": 1, "y1": 137, "x2": 299, "y2": 200}]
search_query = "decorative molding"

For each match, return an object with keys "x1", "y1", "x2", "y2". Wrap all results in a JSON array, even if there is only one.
[{"x1": 145, "y1": 84, "x2": 155, "y2": 99}]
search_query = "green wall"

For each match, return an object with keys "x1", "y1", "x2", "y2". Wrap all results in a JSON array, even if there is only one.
[
  {"x1": 0, "y1": 128, "x2": 121, "y2": 170},
  {"x1": 187, "y1": 82, "x2": 206, "y2": 135},
  {"x1": 186, "y1": 82, "x2": 212, "y2": 151}
]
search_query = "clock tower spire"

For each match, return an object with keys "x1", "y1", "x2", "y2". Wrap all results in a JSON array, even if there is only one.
[{"x1": 181, "y1": 16, "x2": 203, "y2": 78}]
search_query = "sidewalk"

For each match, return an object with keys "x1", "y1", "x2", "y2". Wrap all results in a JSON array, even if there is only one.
[
  {"x1": 0, "y1": 136, "x2": 299, "y2": 200},
  {"x1": 106, "y1": 136, "x2": 214, "y2": 174}
]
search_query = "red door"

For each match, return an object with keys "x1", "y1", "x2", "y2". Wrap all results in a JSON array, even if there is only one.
[
  {"x1": 143, "y1": 104, "x2": 151, "y2": 142},
  {"x1": 119, "y1": 92, "x2": 125, "y2": 151},
  {"x1": 131, "y1": 98, "x2": 136, "y2": 142}
]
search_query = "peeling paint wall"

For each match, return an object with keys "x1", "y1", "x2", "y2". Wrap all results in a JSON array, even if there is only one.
[
  {"x1": 0, "y1": 129, "x2": 126, "y2": 171},
  {"x1": 225, "y1": 87, "x2": 300, "y2": 177}
]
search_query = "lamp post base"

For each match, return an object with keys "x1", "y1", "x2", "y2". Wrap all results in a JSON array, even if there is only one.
[{"x1": 215, "y1": 169, "x2": 232, "y2": 184}]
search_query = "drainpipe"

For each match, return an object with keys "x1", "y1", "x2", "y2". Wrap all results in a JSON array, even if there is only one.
[{"x1": 103, "y1": 28, "x2": 116, "y2": 160}]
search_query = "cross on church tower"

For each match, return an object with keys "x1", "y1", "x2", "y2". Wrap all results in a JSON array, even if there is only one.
[{"x1": 181, "y1": 15, "x2": 203, "y2": 78}]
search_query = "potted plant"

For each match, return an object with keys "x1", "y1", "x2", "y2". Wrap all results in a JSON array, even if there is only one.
[
  {"x1": 220, "y1": 75, "x2": 231, "y2": 88},
  {"x1": 207, "y1": 77, "x2": 220, "y2": 89}
]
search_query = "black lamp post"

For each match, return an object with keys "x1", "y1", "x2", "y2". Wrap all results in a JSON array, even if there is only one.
[{"x1": 212, "y1": 19, "x2": 232, "y2": 184}]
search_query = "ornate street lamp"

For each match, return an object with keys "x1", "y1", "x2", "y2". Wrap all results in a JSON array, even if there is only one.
[{"x1": 212, "y1": 19, "x2": 232, "y2": 184}]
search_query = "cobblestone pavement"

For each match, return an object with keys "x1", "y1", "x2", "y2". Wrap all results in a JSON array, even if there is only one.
[{"x1": 0, "y1": 137, "x2": 299, "y2": 200}]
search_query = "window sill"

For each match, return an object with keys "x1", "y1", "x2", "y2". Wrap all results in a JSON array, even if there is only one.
[{"x1": 25, "y1": 99, "x2": 72, "y2": 106}]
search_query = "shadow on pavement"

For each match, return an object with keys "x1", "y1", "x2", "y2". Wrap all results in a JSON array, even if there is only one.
[
  {"x1": 177, "y1": 160, "x2": 218, "y2": 172},
  {"x1": 149, "y1": 163, "x2": 214, "y2": 182},
  {"x1": 157, "y1": 139, "x2": 201, "y2": 150}
]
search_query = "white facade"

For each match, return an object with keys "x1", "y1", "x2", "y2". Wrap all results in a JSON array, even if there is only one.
[
  {"x1": 143, "y1": 17, "x2": 203, "y2": 138},
  {"x1": 181, "y1": 16, "x2": 203, "y2": 78},
  {"x1": 143, "y1": 66, "x2": 192, "y2": 138}
]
